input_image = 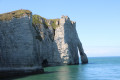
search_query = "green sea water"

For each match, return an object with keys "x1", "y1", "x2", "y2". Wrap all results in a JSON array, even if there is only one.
[{"x1": 12, "y1": 57, "x2": 120, "y2": 80}]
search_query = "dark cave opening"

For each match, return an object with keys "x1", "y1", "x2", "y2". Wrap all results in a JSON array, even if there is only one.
[{"x1": 42, "y1": 59, "x2": 48, "y2": 67}]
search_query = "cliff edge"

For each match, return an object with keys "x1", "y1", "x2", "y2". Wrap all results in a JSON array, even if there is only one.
[{"x1": 0, "y1": 9, "x2": 88, "y2": 76}]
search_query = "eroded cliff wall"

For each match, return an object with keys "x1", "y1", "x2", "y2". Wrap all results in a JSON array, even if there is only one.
[
  {"x1": 54, "y1": 16, "x2": 88, "y2": 64},
  {"x1": 33, "y1": 15, "x2": 88, "y2": 65},
  {"x1": 0, "y1": 10, "x2": 88, "y2": 75},
  {"x1": 0, "y1": 10, "x2": 43, "y2": 75}
]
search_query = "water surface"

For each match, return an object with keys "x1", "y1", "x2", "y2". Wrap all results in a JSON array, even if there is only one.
[{"x1": 15, "y1": 57, "x2": 120, "y2": 80}]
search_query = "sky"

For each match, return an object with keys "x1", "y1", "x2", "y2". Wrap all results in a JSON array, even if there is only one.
[{"x1": 0, "y1": 0, "x2": 120, "y2": 57}]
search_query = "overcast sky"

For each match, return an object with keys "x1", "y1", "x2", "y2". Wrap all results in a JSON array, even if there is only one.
[{"x1": 0, "y1": 0, "x2": 120, "y2": 57}]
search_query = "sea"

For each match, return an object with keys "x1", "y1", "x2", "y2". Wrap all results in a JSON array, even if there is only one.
[{"x1": 9, "y1": 57, "x2": 120, "y2": 80}]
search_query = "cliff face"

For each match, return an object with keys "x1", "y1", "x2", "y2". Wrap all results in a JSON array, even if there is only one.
[
  {"x1": 54, "y1": 16, "x2": 88, "y2": 64},
  {"x1": 32, "y1": 15, "x2": 88, "y2": 65},
  {"x1": 0, "y1": 10, "x2": 88, "y2": 75},
  {"x1": 0, "y1": 11, "x2": 43, "y2": 75}
]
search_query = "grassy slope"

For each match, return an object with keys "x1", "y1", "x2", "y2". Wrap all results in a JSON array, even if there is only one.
[
  {"x1": 32, "y1": 15, "x2": 59, "y2": 29},
  {"x1": 0, "y1": 9, "x2": 31, "y2": 21}
]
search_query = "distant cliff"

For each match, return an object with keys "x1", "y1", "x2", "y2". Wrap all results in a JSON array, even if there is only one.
[{"x1": 0, "y1": 10, "x2": 88, "y2": 76}]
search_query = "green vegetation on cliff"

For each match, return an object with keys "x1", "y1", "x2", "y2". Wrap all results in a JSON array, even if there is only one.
[
  {"x1": 32, "y1": 15, "x2": 59, "y2": 29},
  {"x1": 32, "y1": 15, "x2": 42, "y2": 24},
  {"x1": 0, "y1": 9, "x2": 31, "y2": 21},
  {"x1": 50, "y1": 19, "x2": 59, "y2": 29},
  {"x1": 0, "y1": 9, "x2": 59, "y2": 29},
  {"x1": 32, "y1": 15, "x2": 48, "y2": 26}
]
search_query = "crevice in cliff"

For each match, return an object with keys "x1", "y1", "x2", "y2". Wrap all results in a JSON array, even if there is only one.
[
  {"x1": 32, "y1": 24, "x2": 42, "y2": 41},
  {"x1": 53, "y1": 28, "x2": 55, "y2": 41}
]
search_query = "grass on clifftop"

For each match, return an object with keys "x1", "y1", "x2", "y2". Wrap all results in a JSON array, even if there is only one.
[
  {"x1": 0, "y1": 9, "x2": 59, "y2": 29},
  {"x1": 32, "y1": 15, "x2": 48, "y2": 25},
  {"x1": 0, "y1": 9, "x2": 31, "y2": 21},
  {"x1": 50, "y1": 19, "x2": 59, "y2": 29},
  {"x1": 32, "y1": 15, "x2": 59, "y2": 29}
]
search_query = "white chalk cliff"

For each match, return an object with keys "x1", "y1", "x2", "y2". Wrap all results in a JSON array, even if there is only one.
[
  {"x1": 54, "y1": 16, "x2": 88, "y2": 64},
  {"x1": 0, "y1": 10, "x2": 88, "y2": 75}
]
